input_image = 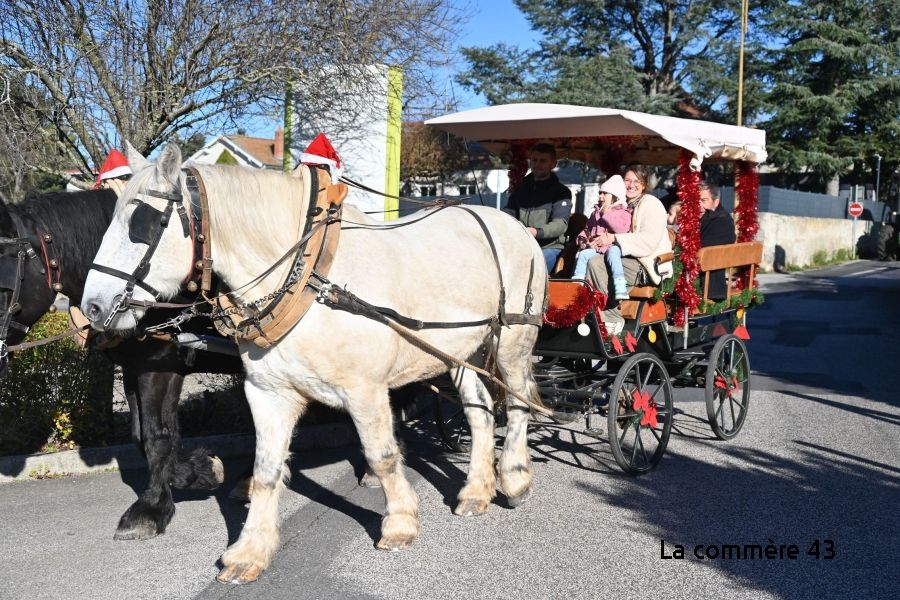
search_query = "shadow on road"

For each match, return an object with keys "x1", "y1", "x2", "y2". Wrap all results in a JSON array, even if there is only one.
[{"x1": 578, "y1": 440, "x2": 900, "y2": 599}]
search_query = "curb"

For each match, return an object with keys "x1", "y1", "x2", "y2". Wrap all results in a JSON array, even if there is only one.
[{"x1": 0, "y1": 421, "x2": 361, "y2": 484}]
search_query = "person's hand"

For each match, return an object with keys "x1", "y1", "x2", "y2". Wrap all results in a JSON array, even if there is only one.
[
  {"x1": 526, "y1": 226, "x2": 538, "y2": 237},
  {"x1": 594, "y1": 231, "x2": 615, "y2": 247}
]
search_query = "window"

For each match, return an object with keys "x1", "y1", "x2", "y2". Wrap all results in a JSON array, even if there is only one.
[{"x1": 419, "y1": 185, "x2": 437, "y2": 196}]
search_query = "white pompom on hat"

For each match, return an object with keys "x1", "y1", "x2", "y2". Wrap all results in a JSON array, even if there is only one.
[
  {"x1": 95, "y1": 149, "x2": 132, "y2": 188},
  {"x1": 599, "y1": 174, "x2": 627, "y2": 205}
]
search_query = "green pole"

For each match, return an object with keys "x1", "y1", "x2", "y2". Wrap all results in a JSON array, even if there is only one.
[
  {"x1": 384, "y1": 67, "x2": 403, "y2": 220},
  {"x1": 283, "y1": 82, "x2": 293, "y2": 172}
]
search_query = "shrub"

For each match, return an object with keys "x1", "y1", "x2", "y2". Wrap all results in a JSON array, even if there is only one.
[{"x1": 0, "y1": 312, "x2": 115, "y2": 455}]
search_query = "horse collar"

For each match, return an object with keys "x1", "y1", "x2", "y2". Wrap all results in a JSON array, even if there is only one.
[{"x1": 184, "y1": 167, "x2": 213, "y2": 295}]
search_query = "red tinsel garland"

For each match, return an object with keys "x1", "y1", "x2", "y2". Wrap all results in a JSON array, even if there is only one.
[
  {"x1": 735, "y1": 161, "x2": 760, "y2": 243},
  {"x1": 735, "y1": 161, "x2": 760, "y2": 289},
  {"x1": 507, "y1": 142, "x2": 530, "y2": 192},
  {"x1": 543, "y1": 284, "x2": 607, "y2": 329},
  {"x1": 673, "y1": 149, "x2": 702, "y2": 325},
  {"x1": 505, "y1": 136, "x2": 646, "y2": 191}
]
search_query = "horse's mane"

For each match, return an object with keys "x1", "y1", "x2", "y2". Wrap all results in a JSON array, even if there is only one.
[
  {"x1": 18, "y1": 188, "x2": 117, "y2": 283},
  {"x1": 191, "y1": 165, "x2": 307, "y2": 287}
]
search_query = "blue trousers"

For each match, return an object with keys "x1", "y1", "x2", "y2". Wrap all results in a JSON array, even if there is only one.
[
  {"x1": 573, "y1": 244, "x2": 624, "y2": 280},
  {"x1": 542, "y1": 247, "x2": 562, "y2": 275}
]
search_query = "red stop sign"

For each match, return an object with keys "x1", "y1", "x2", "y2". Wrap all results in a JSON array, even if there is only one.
[{"x1": 849, "y1": 202, "x2": 863, "y2": 218}]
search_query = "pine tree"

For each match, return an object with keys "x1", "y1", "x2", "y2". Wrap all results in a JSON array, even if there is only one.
[
  {"x1": 457, "y1": 0, "x2": 748, "y2": 115},
  {"x1": 760, "y1": 0, "x2": 900, "y2": 194}
]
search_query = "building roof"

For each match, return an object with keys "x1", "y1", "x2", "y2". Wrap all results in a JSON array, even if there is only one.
[{"x1": 222, "y1": 135, "x2": 282, "y2": 168}]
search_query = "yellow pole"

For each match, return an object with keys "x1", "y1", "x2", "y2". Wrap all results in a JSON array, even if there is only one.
[
  {"x1": 384, "y1": 67, "x2": 404, "y2": 220},
  {"x1": 737, "y1": 0, "x2": 748, "y2": 127}
]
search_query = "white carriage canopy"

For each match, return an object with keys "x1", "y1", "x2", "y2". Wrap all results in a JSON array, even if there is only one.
[{"x1": 425, "y1": 103, "x2": 767, "y2": 170}]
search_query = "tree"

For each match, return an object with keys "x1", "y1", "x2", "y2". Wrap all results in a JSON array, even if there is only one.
[
  {"x1": 400, "y1": 122, "x2": 471, "y2": 182},
  {"x1": 457, "y1": 0, "x2": 752, "y2": 115},
  {"x1": 760, "y1": 0, "x2": 900, "y2": 194},
  {"x1": 0, "y1": 70, "x2": 67, "y2": 201},
  {"x1": 0, "y1": 0, "x2": 462, "y2": 185}
]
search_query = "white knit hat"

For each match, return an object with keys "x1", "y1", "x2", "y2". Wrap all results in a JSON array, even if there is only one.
[{"x1": 599, "y1": 174, "x2": 626, "y2": 204}]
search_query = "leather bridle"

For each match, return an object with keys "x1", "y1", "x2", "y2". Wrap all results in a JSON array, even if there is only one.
[
  {"x1": 0, "y1": 210, "x2": 46, "y2": 365},
  {"x1": 90, "y1": 168, "x2": 208, "y2": 328}
]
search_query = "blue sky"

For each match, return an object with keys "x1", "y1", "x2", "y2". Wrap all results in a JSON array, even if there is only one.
[{"x1": 449, "y1": 0, "x2": 538, "y2": 110}]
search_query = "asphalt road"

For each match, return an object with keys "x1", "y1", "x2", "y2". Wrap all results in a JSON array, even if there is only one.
[{"x1": 1, "y1": 260, "x2": 898, "y2": 600}]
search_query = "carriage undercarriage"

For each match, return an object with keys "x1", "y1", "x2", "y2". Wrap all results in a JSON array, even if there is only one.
[{"x1": 435, "y1": 280, "x2": 754, "y2": 475}]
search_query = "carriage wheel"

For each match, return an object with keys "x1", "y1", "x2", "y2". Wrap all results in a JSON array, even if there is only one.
[
  {"x1": 434, "y1": 390, "x2": 471, "y2": 453},
  {"x1": 607, "y1": 353, "x2": 673, "y2": 475},
  {"x1": 433, "y1": 382, "x2": 507, "y2": 454},
  {"x1": 705, "y1": 334, "x2": 750, "y2": 440}
]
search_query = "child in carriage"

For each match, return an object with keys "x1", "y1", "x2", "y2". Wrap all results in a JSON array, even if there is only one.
[{"x1": 572, "y1": 175, "x2": 632, "y2": 300}]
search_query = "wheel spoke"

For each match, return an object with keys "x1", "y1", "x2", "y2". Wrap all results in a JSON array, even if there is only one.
[
  {"x1": 728, "y1": 397, "x2": 746, "y2": 410},
  {"x1": 630, "y1": 429, "x2": 639, "y2": 464},
  {"x1": 616, "y1": 412, "x2": 639, "y2": 420},
  {"x1": 649, "y1": 426, "x2": 662, "y2": 443},
  {"x1": 637, "y1": 430, "x2": 648, "y2": 465},
  {"x1": 618, "y1": 421, "x2": 632, "y2": 446},
  {"x1": 640, "y1": 362, "x2": 653, "y2": 392},
  {"x1": 714, "y1": 398, "x2": 726, "y2": 420}
]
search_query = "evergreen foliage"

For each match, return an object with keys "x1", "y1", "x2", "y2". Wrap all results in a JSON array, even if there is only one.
[{"x1": 759, "y1": 0, "x2": 900, "y2": 187}]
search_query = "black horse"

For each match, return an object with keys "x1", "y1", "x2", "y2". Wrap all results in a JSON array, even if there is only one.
[{"x1": 0, "y1": 188, "x2": 243, "y2": 540}]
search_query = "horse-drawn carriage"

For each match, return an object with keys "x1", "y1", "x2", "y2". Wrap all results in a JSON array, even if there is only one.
[
  {"x1": 426, "y1": 103, "x2": 766, "y2": 474},
  {"x1": 0, "y1": 102, "x2": 766, "y2": 584}
]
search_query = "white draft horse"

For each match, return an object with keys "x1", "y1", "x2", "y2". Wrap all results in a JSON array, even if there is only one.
[{"x1": 81, "y1": 143, "x2": 546, "y2": 584}]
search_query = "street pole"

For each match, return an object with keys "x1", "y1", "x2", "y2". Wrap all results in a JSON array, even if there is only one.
[
  {"x1": 736, "y1": 0, "x2": 749, "y2": 127},
  {"x1": 874, "y1": 153, "x2": 881, "y2": 203}
]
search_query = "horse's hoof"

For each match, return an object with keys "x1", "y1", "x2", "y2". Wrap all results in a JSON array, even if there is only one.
[
  {"x1": 359, "y1": 471, "x2": 382, "y2": 488},
  {"x1": 376, "y1": 534, "x2": 414, "y2": 551},
  {"x1": 454, "y1": 498, "x2": 490, "y2": 517},
  {"x1": 507, "y1": 486, "x2": 533, "y2": 508},
  {"x1": 210, "y1": 456, "x2": 225, "y2": 486},
  {"x1": 216, "y1": 563, "x2": 261, "y2": 585},
  {"x1": 229, "y1": 476, "x2": 254, "y2": 502},
  {"x1": 114, "y1": 520, "x2": 160, "y2": 541}
]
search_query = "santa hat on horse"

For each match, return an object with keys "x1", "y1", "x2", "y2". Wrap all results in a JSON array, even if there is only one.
[
  {"x1": 300, "y1": 133, "x2": 342, "y2": 180},
  {"x1": 95, "y1": 149, "x2": 132, "y2": 189}
]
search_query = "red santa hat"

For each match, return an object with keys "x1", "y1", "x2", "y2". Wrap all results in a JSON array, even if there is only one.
[
  {"x1": 300, "y1": 133, "x2": 342, "y2": 179},
  {"x1": 95, "y1": 149, "x2": 132, "y2": 188}
]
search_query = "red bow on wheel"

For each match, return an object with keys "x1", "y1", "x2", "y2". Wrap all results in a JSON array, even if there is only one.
[
  {"x1": 631, "y1": 390, "x2": 659, "y2": 428},
  {"x1": 714, "y1": 374, "x2": 740, "y2": 398}
]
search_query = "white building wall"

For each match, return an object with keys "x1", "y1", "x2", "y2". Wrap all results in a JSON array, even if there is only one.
[{"x1": 292, "y1": 66, "x2": 391, "y2": 218}]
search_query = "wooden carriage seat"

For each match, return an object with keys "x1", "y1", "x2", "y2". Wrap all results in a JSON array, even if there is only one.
[
  {"x1": 551, "y1": 213, "x2": 588, "y2": 277},
  {"x1": 696, "y1": 241, "x2": 763, "y2": 303}
]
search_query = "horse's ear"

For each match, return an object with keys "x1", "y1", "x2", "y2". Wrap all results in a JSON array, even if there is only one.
[
  {"x1": 124, "y1": 140, "x2": 150, "y2": 172},
  {"x1": 156, "y1": 143, "x2": 183, "y2": 186}
]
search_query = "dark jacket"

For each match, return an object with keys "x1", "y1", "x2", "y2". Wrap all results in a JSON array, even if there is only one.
[
  {"x1": 504, "y1": 173, "x2": 572, "y2": 249},
  {"x1": 700, "y1": 205, "x2": 737, "y2": 300}
]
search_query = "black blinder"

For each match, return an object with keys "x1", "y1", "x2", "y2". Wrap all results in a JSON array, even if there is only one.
[
  {"x1": 129, "y1": 201, "x2": 167, "y2": 245},
  {"x1": 0, "y1": 256, "x2": 21, "y2": 290}
]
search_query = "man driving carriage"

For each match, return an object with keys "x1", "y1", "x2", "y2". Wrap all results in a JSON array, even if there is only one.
[{"x1": 503, "y1": 143, "x2": 572, "y2": 274}]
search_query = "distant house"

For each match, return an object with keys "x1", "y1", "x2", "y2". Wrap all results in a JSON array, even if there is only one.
[{"x1": 187, "y1": 127, "x2": 285, "y2": 169}]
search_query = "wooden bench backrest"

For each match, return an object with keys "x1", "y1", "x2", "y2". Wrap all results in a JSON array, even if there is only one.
[
  {"x1": 697, "y1": 241, "x2": 763, "y2": 272},
  {"x1": 695, "y1": 241, "x2": 763, "y2": 305}
]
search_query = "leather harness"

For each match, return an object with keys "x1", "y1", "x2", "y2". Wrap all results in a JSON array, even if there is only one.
[{"x1": 92, "y1": 165, "x2": 542, "y2": 358}]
